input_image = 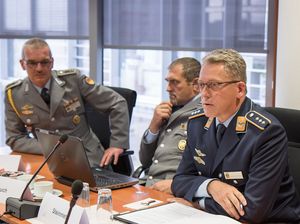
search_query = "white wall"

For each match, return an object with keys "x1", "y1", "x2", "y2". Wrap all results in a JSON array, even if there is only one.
[{"x1": 276, "y1": 0, "x2": 300, "y2": 109}]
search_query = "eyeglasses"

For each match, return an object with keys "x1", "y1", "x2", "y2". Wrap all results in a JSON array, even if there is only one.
[
  {"x1": 198, "y1": 80, "x2": 240, "y2": 92},
  {"x1": 24, "y1": 59, "x2": 52, "y2": 68}
]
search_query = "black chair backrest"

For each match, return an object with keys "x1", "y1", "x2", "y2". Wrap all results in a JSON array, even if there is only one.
[
  {"x1": 265, "y1": 107, "x2": 300, "y2": 195},
  {"x1": 85, "y1": 86, "x2": 137, "y2": 176}
]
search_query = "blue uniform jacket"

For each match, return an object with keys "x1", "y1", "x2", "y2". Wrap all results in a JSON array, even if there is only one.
[{"x1": 171, "y1": 97, "x2": 300, "y2": 223}]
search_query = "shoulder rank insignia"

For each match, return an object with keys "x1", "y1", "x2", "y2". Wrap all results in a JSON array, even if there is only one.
[
  {"x1": 57, "y1": 69, "x2": 79, "y2": 76},
  {"x1": 245, "y1": 111, "x2": 271, "y2": 130},
  {"x1": 5, "y1": 79, "x2": 22, "y2": 91},
  {"x1": 189, "y1": 108, "x2": 205, "y2": 120}
]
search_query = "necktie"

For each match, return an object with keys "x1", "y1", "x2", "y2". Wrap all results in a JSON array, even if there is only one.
[
  {"x1": 41, "y1": 87, "x2": 50, "y2": 105},
  {"x1": 216, "y1": 123, "x2": 226, "y2": 147}
]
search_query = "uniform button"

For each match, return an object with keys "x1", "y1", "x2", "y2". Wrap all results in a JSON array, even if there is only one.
[
  {"x1": 154, "y1": 159, "x2": 158, "y2": 164},
  {"x1": 233, "y1": 180, "x2": 238, "y2": 184},
  {"x1": 198, "y1": 171, "x2": 202, "y2": 175},
  {"x1": 51, "y1": 117, "x2": 55, "y2": 122},
  {"x1": 167, "y1": 129, "x2": 172, "y2": 133},
  {"x1": 160, "y1": 144, "x2": 165, "y2": 148},
  {"x1": 149, "y1": 176, "x2": 153, "y2": 180},
  {"x1": 218, "y1": 173, "x2": 222, "y2": 178},
  {"x1": 184, "y1": 131, "x2": 187, "y2": 135}
]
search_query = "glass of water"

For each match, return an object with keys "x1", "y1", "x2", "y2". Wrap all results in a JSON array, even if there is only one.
[
  {"x1": 78, "y1": 182, "x2": 90, "y2": 208},
  {"x1": 96, "y1": 188, "x2": 113, "y2": 223}
]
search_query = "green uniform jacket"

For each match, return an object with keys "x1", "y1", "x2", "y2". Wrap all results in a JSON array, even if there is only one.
[{"x1": 5, "y1": 69, "x2": 129, "y2": 167}]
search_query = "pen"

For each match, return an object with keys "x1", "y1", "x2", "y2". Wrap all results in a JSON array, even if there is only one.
[{"x1": 141, "y1": 200, "x2": 156, "y2": 206}]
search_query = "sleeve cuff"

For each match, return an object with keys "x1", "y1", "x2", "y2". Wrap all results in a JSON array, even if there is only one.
[{"x1": 144, "y1": 129, "x2": 159, "y2": 144}]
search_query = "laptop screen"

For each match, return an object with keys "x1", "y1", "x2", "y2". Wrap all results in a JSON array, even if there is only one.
[{"x1": 35, "y1": 128, "x2": 97, "y2": 187}]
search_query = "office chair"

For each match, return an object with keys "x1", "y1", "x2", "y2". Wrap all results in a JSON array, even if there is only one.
[
  {"x1": 85, "y1": 86, "x2": 137, "y2": 176},
  {"x1": 265, "y1": 107, "x2": 300, "y2": 196}
]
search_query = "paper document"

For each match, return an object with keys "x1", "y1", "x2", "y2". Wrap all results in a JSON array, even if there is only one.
[{"x1": 114, "y1": 202, "x2": 240, "y2": 224}]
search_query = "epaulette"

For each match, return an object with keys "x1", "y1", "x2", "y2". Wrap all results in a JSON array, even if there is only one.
[
  {"x1": 56, "y1": 69, "x2": 79, "y2": 76},
  {"x1": 189, "y1": 108, "x2": 205, "y2": 120},
  {"x1": 5, "y1": 79, "x2": 22, "y2": 91},
  {"x1": 245, "y1": 110, "x2": 271, "y2": 130}
]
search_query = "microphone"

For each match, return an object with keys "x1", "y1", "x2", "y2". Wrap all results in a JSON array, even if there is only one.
[
  {"x1": 6, "y1": 134, "x2": 68, "y2": 220},
  {"x1": 64, "y1": 180, "x2": 83, "y2": 224}
]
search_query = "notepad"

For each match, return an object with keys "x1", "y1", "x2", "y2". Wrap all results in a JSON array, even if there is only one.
[{"x1": 114, "y1": 202, "x2": 240, "y2": 224}]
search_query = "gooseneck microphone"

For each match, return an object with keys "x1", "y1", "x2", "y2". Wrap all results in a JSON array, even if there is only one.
[
  {"x1": 6, "y1": 134, "x2": 68, "y2": 220},
  {"x1": 64, "y1": 180, "x2": 83, "y2": 224}
]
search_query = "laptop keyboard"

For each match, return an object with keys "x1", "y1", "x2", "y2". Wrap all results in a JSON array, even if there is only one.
[{"x1": 93, "y1": 174, "x2": 122, "y2": 187}]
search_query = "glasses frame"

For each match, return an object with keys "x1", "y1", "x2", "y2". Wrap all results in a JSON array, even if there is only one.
[
  {"x1": 23, "y1": 58, "x2": 53, "y2": 69},
  {"x1": 198, "y1": 80, "x2": 241, "y2": 92}
]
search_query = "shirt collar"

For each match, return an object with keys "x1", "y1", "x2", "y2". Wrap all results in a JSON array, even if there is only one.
[{"x1": 215, "y1": 110, "x2": 239, "y2": 128}]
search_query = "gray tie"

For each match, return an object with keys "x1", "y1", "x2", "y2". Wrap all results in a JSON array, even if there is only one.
[{"x1": 216, "y1": 123, "x2": 226, "y2": 147}]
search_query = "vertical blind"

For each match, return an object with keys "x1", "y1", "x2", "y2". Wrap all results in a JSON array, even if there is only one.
[{"x1": 103, "y1": 0, "x2": 269, "y2": 53}]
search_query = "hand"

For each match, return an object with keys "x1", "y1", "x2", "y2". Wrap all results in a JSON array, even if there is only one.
[
  {"x1": 149, "y1": 179, "x2": 173, "y2": 194},
  {"x1": 207, "y1": 180, "x2": 247, "y2": 220},
  {"x1": 149, "y1": 102, "x2": 172, "y2": 133},
  {"x1": 100, "y1": 147, "x2": 124, "y2": 167}
]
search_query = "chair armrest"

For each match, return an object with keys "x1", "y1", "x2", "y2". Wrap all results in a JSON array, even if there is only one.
[
  {"x1": 132, "y1": 165, "x2": 147, "y2": 178},
  {"x1": 119, "y1": 150, "x2": 134, "y2": 157}
]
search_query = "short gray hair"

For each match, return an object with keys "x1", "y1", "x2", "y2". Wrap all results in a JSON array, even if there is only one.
[
  {"x1": 21, "y1": 37, "x2": 52, "y2": 59},
  {"x1": 202, "y1": 49, "x2": 247, "y2": 83}
]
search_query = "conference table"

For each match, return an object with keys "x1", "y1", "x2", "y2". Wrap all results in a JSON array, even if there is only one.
[{"x1": 0, "y1": 151, "x2": 174, "y2": 224}]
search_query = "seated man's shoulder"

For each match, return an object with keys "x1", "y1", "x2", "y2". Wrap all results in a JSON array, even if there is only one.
[
  {"x1": 189, "y1": 108, "x2": 205, "y2": 121},
  {"x1": 56, "y1": 68, "x2": 80, "y2": 77},
  {"x1": 5, "y1": 79, "x2": 23, "y2": 91},
  {"x1": 245, "y1": 109, "x2": 271, "y2": 131}
]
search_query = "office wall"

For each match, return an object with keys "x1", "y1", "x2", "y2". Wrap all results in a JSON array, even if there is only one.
[{"x1": 276, "y1": 0, "x2": 300, "y2": 109}]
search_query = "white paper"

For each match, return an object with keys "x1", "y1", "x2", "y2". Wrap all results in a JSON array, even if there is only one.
[
  {"x1": 0, "y1": 155, "x2": 21, "y2": 171},
  {"x1": 86, "y1": 205, "x2": 122, "y2": 224},
  {"x1": 115, "y1": 202, "x2": 240, "y2": 224},
  {"x1": 0, "y1": 176, "x2": 33, "y2": 203},
  {"x1": 31, "y1": 193, "x2": 89, "y2": 224},
  {"x1": 123, "y1": 197, "x2": 162, "y2": 210}
]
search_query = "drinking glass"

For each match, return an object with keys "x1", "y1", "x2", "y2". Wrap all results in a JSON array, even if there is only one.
[
  {"x1": 96, "y1": 188, "x2": 113, "y2": 223},
  {"x1": 78, "y1": 182, "x2": 90, "y2": 208}
]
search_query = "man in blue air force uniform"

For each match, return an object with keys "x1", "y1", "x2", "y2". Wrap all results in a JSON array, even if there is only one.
[
  {"x1": 171, "y1": 49, "x2": 300, "y2": 223},
  {"x1": 5, "y1": 38, "x2": 129, "y2": 167}
]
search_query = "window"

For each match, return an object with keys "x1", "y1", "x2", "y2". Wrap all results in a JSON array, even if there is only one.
[
  {"x1": 0, "y1": 0, "x2": 89, "y2": 147},
  {"x1": 0, "y1": 0, "x2": 277, "y2": 169},
  {"x1": 102, "y1": 0, "x2": 275, "y2": 167}
]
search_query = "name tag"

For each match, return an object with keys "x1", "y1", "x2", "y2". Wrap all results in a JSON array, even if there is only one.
[
  {"x1": 224, "y1": 171, "x2": 244, "y2": 180},
  {"x1": 33, "y1": 193, "x2": 88, "y2": 224},
  {"x1": 0, "y1": 155, "x2": 22, "y2": 171},
  {"x1": 0, "y1": 177, "x2": 32, "y2": 203}
]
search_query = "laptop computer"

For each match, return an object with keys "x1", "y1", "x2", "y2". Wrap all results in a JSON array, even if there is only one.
[{"x1": 35, "y1": 128, "x2": 138, "y2": 192}]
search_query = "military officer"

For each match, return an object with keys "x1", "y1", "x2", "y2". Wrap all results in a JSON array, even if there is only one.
[
  {"x1": 5, "y1": 38, "x2": 129, "y2": 167},
  {"x1": 139, "y1": 57, "x2": 202, "y2": 193},
  {"x1": 171, "y1": 49, "x2": 300, "y2": 223}
]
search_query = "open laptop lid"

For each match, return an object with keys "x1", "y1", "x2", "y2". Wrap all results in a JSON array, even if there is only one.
[{"x1": 35, "y1": 128, "x2": 97, "y2": 187}]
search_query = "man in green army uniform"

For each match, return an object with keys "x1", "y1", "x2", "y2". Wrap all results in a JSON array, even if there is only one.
[{"x1": 4, "y1": 38, "x2": 129, "y2": 167}]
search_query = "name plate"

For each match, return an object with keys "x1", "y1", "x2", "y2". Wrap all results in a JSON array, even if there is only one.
[
  {"x1": 35, "y1": 193, "x2": 89, "y2": 224},
  {"x1": 0, "y1": 176, "x2": 32, "y2": 203},
  {"x1": 0, "y1": 155, "x2": 21, "y2": 171}
]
